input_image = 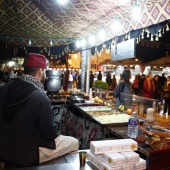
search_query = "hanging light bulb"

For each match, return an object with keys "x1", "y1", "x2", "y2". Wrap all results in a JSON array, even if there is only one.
[
  {"x1": 88, "y1": 34, "x2": 95, "y2": 45},
  {"x1": 150, "y1": 34, "x2": 154, "y2": 41},
  {"x1": 50, "y1": 40, "x2": 53, "y2": 46},
  {"x1": 76, "y1": 40, "x2": 80, "y2": 48},
  {"x1": 111, "y1": 16, "x2": 121, "y2": 33},
  {"x1": 81, "y1": 38, "x2": 86, "y2": 47},
  {"x1": 141, "y1": 33, "x2": 144, "y2": 39},
  {"x1": 98, "y1": 29, "x2": 106, "y2": 41},
  {"x1": 28, "y1": 39, "x2": 32, "y2": 46},
  {"x1": 131, "y1": 0, "x2": 142, "y2": 21},
  {"x1": 166, "y1": 24, "x2": 169, "y2": 31},
  {"x1": 57, "y1": 0, "x2": 69, "y2": 5}
]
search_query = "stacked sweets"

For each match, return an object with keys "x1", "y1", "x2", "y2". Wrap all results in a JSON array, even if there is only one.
[{"x1": 87, "y1": 139, "x2": 146, "y2": 170}]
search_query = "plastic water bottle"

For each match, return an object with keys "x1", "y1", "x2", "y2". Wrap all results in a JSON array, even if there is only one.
[{"x1": 127, "y1": 111, "x2": 138, "y2": 138}]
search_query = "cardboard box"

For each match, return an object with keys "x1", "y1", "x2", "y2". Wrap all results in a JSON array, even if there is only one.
[
  {"x1": 86, "y1": 150, "x2": 97, "y2": 165},
  {"x1": 122, "y1": 163, "x2": 135, "y2": 170},
  {"x1": 87, "y1": 151, "x2": 122, "y2": 170},
  {"x1": 102, "y1": 152, "x2": 126, "y2": 167},
  {"x1": 135, "y1": 158, "x2": 146, "y2": 170},
  {"x1": 90, "y1": 139, "x2": 138, "y2": 154},
  {"x1": 97, "y1": 157, "x2": 122, "y2": 170},
  {"x1": 119, "y1": 151, "x2": 139, "y2": 164}
]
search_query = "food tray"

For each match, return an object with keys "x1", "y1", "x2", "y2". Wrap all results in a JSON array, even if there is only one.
[
  {"x1": 79, "y1": 106, "x2": 112, "y2": 112},
  {"x1": 86, "y1": 111, "x2": 144, "y2": 127}
]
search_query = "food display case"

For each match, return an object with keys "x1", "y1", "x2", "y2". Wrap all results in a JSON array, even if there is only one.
[{"x1": 120, "y1": 93, "x2": 159, "y2": 117}]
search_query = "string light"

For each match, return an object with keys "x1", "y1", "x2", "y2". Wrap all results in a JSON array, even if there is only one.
[
  {"x1": 28, "y1": 39, "x2": 32, "y2": 46},
  {"x1": 131, "y1": 0, "x2": 142, "y2": 21},
  {"x1": 81, "y1": 38, "x2": 86, "y2": 47},
  {"x1": 50, "y1": 40, "x2": 53, "y2": 46},
  {"x1": 98, "y1": 29, "x2": 106, "y2": 41},
  {"x1": 88, "y1": 34, "x2": 95, "y2": 45},
  {"x1": 111, "y1": 17, "x2": 121, "y2": 33},
  {"x1": 76, "y1": 39, "x2": 80, "y2": 48},
  {"x1": 57, "y1": 0, "x2": 69, "y2": 5}
]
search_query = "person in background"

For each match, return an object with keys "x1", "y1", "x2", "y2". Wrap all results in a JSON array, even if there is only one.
[
  {"x1": 0, "y1": 71, "x2": 5, "y2": 87},
  {"x1": 138, "y1": 74, "x2": 146, "y2": 96},
  {"x1": 160, "y1": 73, "x2": 167, "y2": 88},
  {"x1": 71, "y1": 70, "x2": 76, "y2": 88},
  {"x1": 142, "y1": 73, "x2": 155, "y2": 99},
  {"x1": 0, "y1": 53, "x2": 78, "y2": 167},
  {"x1": 142, "y1": 73, "x2": 155, "y2": 113},
  {"x1": 106, "y1": 72, "x2": 112, "y2": 88},
  {"x1": 111, "y1": 74, "x2": 117, "y2": 90},
  {"x1": 68, "y1": 71, "x2": 73, "y2": 89},
  {"x1": 97, "y1": 71, "x2": 102, "y2": 80},
  {"x1": 162, "y1": 76, "x2": 170, "y2": 115},
  {"x1": 132, "y1": 75, "x2": 139, "y2": 95},
  {"x1": 153, "y1": 75, "x2": 162, "y2": 102},
  {"x1": 77, "y1": 72, "x2": 81, "y2": 89},
  {"x1": 89, "y1": 71, "x2": 94, "y2": 88},
  {"x1": 115, "y1": 69, "x2": 132, "y2": 108},
  {"x1": 60, "y1": 70, "x2": 64, "y2": 89}
]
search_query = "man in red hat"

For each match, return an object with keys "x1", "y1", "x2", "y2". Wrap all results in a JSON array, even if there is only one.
[{"x1": 0, "y1": 53, "x2": 78, "y2": 167}]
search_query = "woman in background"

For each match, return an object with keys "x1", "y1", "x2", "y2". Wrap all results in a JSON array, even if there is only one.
[
  {"x1": 142, "y1": 73, "x2": 155, "y2": 99},
  {"x1": 162, "y1": 76, "x2": 170, "y2": 115},
  {"x1": 115, "y1": 69, "x2": 132, "y2": 108},
  {"x1": 106, "y1": 72, "x2": 112, "y2": 88},
  {"x1": 153, "y1": 75, "x2": 161, "y2": 102},
  {"x1": 133, "y1": 75, "x2": 139, "y2": 95},
  {"x1": 111, "y1": 74, "x2": 117, "y2": 90}
]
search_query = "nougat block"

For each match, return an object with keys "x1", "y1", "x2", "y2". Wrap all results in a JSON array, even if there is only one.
[{"x1": 90, "y1": 139, "x2": 138, "y2": 154}]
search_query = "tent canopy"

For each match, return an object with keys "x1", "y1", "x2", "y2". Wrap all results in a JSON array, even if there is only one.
[{"x1": 145, "y1": 55, "x2": 170, "y2": 66}]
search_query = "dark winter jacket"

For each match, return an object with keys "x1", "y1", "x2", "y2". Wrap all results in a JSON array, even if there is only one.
[{"x1": 0, "y1": 78, "x2": 58, "y2": 167}]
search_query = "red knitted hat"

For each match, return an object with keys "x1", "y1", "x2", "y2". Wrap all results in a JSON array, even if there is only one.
[{"x1": 23, "y1": 53, "x2": 46, "y2": 68}]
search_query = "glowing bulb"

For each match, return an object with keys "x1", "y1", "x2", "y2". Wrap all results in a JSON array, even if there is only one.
[
  {"x1": 98, "y1": 29, "x2": 106, "y2": 40},
  {"x1": 88, "y1": 35, "x2": 95, "y2": 45},
  {"x1": 76, "y1": 40, "x2": 80, "y2": 48},
  {"x1": 50, "y1": 40, "x2": 53, "y2": 46},
  {"x1": 131, "y1": 5, "x2": 141, "y2": 21},
  {"x1": 81, "y1": 38, "x2": 86, "y2": 47},
  {"x1": 111, "y1": 19, "x2": 121, "y2": 33},
  {"x1": 28, "y1": 39, "x2": 32, "y2": 46},
  {"x1": 57, "y1": 0, "x2": 69, "y2": 5}
]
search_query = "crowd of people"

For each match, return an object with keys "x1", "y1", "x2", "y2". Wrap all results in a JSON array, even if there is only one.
[{"x1": 115, "y1": 70, "x2": 170, "y2": 115}]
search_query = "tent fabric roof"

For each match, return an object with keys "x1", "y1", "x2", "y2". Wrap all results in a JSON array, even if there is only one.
[
  {"x1": 0, "y1": 0, "x2": 169, "y2": 47},
  {"x1": 145, "y1": 56, "x2": 170, "y2": 66}
]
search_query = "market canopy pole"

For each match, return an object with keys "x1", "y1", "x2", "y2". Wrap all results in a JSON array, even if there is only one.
[{"x1": 81, "y1": 49, "x2": 90, "y2": 93}]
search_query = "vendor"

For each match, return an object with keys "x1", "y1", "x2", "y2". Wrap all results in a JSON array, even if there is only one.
[{"x1": 0, "y1": 53, "x2": 78, "y2": 167}]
